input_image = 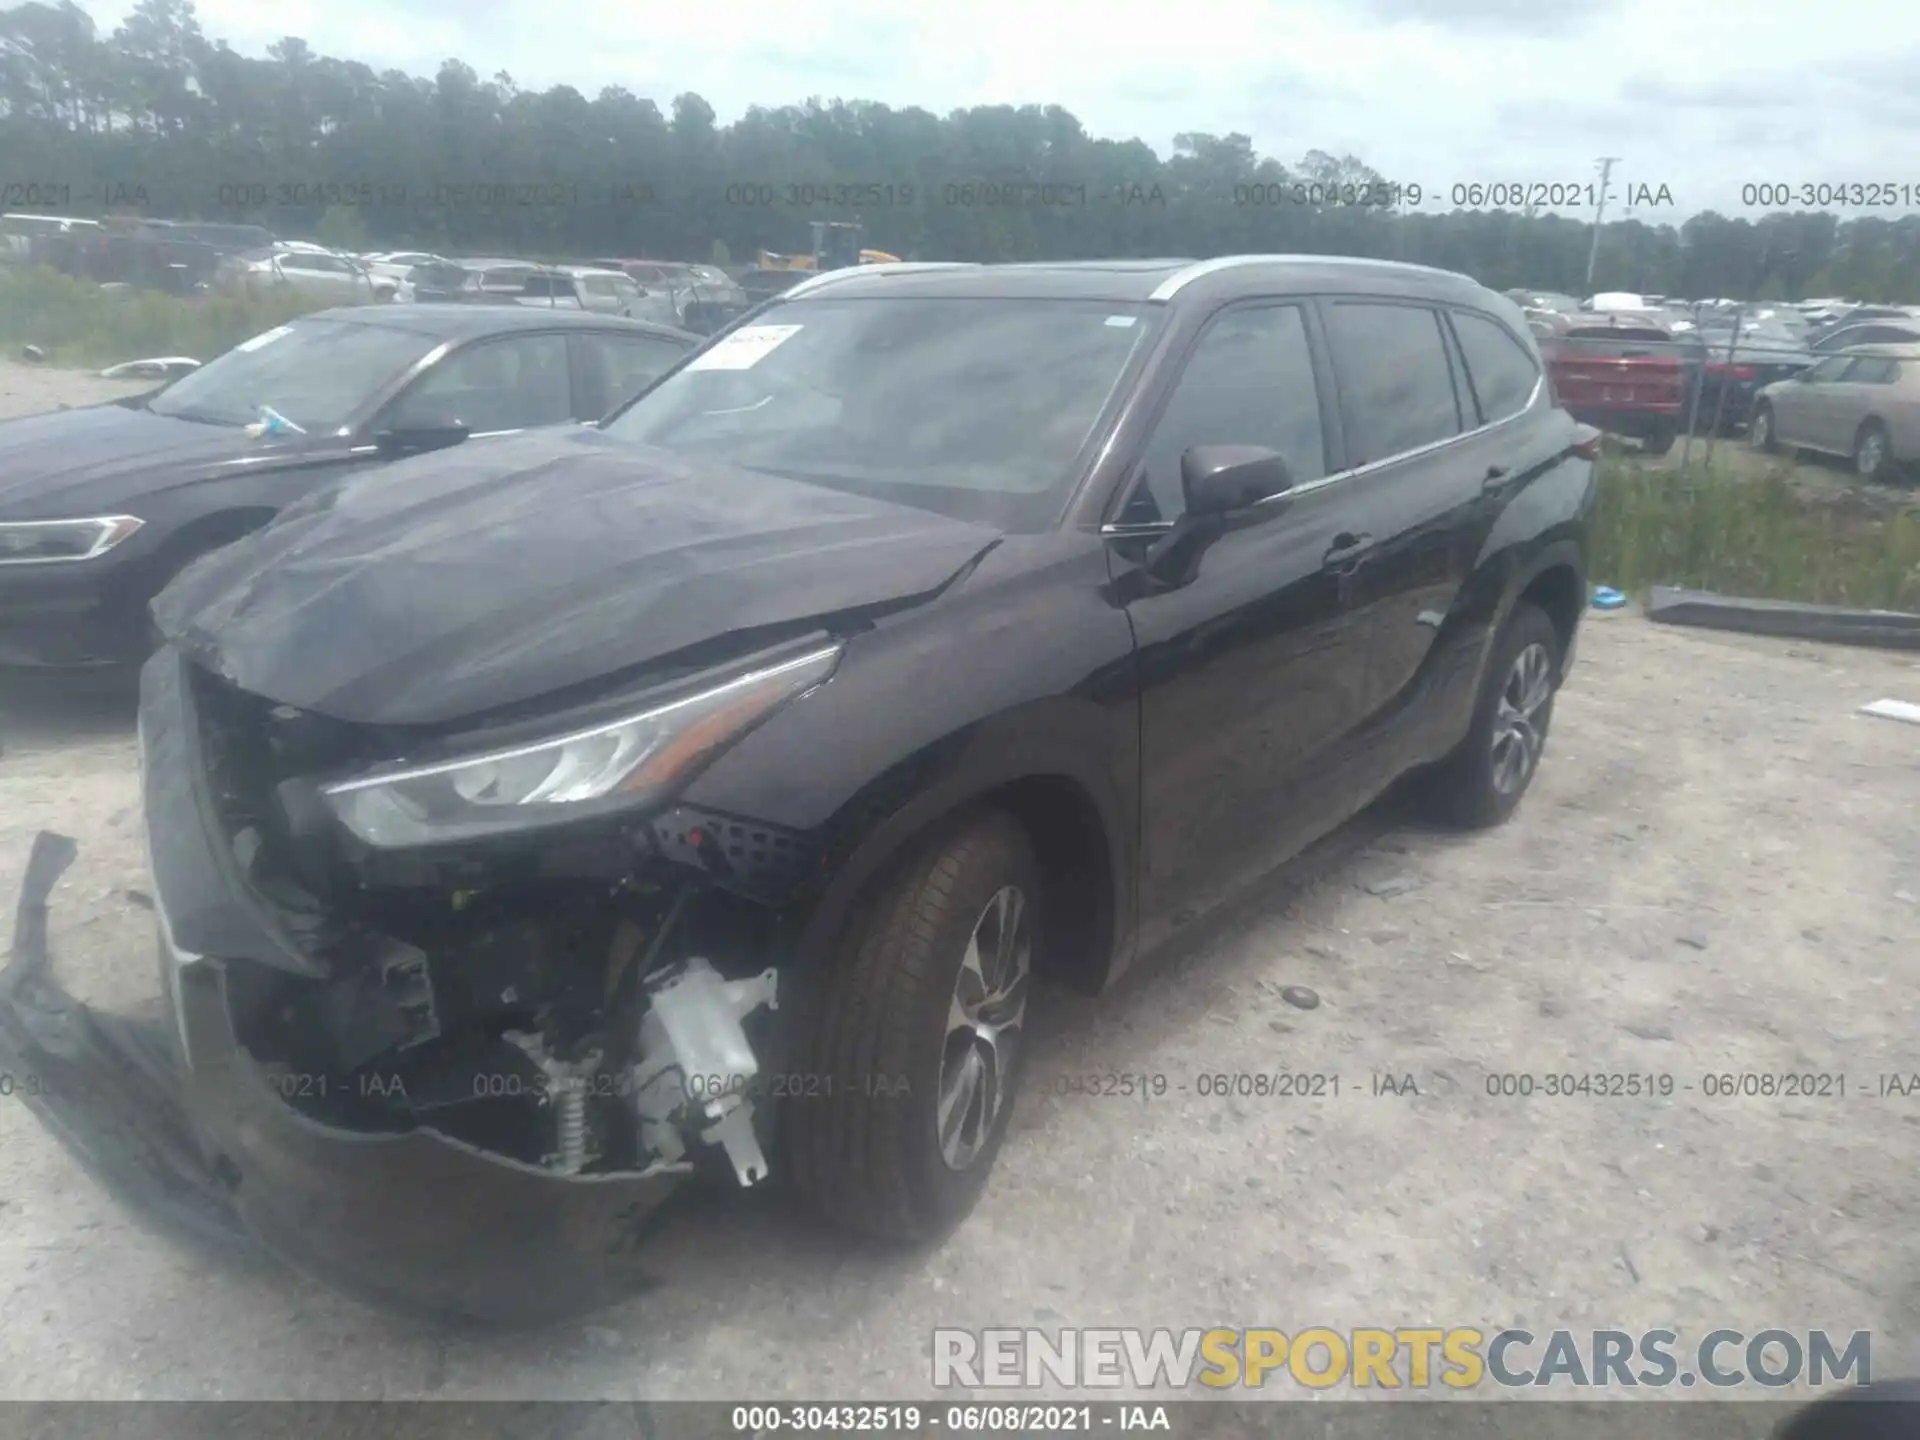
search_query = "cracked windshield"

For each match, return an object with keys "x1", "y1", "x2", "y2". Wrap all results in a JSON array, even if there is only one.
[{"x1": 0, "y1": 0, "x2": 1916, "y2": 1436}]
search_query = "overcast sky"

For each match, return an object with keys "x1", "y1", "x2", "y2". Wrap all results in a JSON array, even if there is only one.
[{"x1": 75, "y1": 0, "x2": 1920, "y2": 221}]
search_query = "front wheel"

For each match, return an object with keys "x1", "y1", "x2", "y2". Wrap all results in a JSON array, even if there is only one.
[
  {"x1": 1419, "y1": 601, "x2": 1561, "y2": 829},
  {"x1": 785, "y1": 811, "x2": 1040, "y2": 1241},
  {"x1": 1750, "y1": 403, "x2": 1777, "y2": 454},
  {"x1": 1640, "y1": 428, "x2": 1675, "y2": 456}
]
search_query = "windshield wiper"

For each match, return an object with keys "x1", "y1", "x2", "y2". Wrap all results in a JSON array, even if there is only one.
[{"x1": 150, "y1": 404, "x2": 242, "y2": 427}]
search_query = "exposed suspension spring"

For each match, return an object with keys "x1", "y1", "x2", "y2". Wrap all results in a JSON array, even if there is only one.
[
  {"x1": 505, "y1": 1031, "x2": 602, "y2": 1176},
  {"x1": 553, "y1": 1075, "x2": 589, "y2": 1175}
]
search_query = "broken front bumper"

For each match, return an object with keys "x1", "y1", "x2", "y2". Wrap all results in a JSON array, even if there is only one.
[{"x1": 0, "y1": 653, "x2": 698, "y2": 1325}]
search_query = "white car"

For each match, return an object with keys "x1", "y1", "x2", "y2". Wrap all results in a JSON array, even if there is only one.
[
  {"x1": 364, "y1": 251, "x2": 447, "y2": 287},
  {"x1": 516, "y1": 265, "x2": 653, "y2": 318},
  {"x1": 221, "y1": 244, "x2": 394, "y2": 303}
]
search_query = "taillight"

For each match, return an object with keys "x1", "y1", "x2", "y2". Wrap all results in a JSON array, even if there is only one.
[
  {"x1": 1706, "y1": 363, "x2": 1756, "y2": 380},
  {"x1": 1573, "y1": 426, "x2": 1603, "y2": 461}
]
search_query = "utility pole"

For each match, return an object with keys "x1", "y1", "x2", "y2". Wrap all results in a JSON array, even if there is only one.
[{"x1": 1584, "y1": 156, "x2": 1620, "y2": 292}]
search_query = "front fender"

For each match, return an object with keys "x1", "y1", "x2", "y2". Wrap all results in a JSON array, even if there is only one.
[
  {"x1": 789, "y1": 700, "x2": 1137, "y2": 989},
  {"x1": 681, "y1": 539, "x2": 1140, "y2": 988}
]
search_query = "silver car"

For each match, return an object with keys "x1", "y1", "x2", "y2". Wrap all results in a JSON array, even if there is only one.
[
  {"x1": 1750, "y1": 343, "x2": 1920, "y2": 482},
  {"x1": 222, "y1": 244, "x2": 390, "y2": 303},
  {"x1": 515, "y1": 265, "x2": 649, "y2": 318},
  {"x1": 363, "y1": 251, "x2": 448, "y2": 289}
]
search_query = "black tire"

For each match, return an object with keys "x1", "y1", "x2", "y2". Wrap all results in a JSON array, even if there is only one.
[
  {"x1": 1854, "y1": 419, "x2": 1893, "y2": 482},
  {"x1": 1640, "y1": 428, "x2": 1675, "y2": 456},
  {"x1": 1750, "y1": 403, "x2": 1777, "y2": 454},
  {"x1": 1419, "y1": 601, "x2": 1562, "y2": 829},
  {"x1": 785, "y1": 810, "x2": 1040, "y2": 1241}
]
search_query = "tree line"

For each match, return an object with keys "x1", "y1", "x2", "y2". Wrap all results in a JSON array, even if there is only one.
[{"x1": 4, "y1": 0, "x2": 1920, "y2": 300}]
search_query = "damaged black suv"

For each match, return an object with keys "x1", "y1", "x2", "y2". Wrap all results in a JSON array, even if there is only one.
[{"x1": 3, "y1": 256, "x2": 1598, "y2": 1322}]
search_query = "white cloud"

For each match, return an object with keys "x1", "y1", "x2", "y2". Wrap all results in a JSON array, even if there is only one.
[{"x1": 73, "y1": 0, "x2": 1920, "y2": 219}]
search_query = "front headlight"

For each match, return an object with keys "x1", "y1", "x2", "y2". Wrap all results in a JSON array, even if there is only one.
[
  {"x1": 320, "y1": 642, "x2": 843, "y2": 849},
  {"x1": 0, "y1": 515, "x2": 144, "y2": 565}
]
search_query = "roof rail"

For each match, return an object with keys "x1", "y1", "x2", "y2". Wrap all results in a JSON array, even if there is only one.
[
  {"x1": 1148, "y1": 253, "x2": 1461, "y2": 301},
  {"x1": 782, "y1": 261, "x2": 982, "y2": 299}
]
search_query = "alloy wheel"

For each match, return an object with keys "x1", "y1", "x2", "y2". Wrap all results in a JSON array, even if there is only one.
[
  {"x1": 1491, "y1": 641, "x2": 1553, "y2": 796},
  {"x1": 937, "y1": 885, "x2": 1032, "y2": 1171},
  {"x1": 1750, "y1": 409, "x2": 1770, "y2": 450},
  {"x1": 1858, "y1": 429, "x2": 1886, "y2": 479}
]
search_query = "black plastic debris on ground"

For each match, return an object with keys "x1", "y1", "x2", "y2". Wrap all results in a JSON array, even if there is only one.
[{"x1": 1647, "y1": 586, "x2": 1920, "y2": 651}]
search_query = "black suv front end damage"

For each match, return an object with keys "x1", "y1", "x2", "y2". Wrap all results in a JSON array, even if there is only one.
[{"x1": 0, "y1": 645, "x2": 824, "y2": 1324}]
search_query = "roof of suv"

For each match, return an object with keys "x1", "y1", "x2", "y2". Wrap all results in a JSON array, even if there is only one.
[{"x1": 780, "y1": 255, "x2": 1484, "y2": 306}]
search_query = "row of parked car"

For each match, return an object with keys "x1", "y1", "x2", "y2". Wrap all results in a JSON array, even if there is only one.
[
  {"x1": 0, "y1": 213, "x2": 761, "y2": 336},
  {"x1": 1505, "y1": 287, "x2": 1920, "y2": 480},
  {"x1": 355, "y1": 250, "x2": 756, "y2": 333}
]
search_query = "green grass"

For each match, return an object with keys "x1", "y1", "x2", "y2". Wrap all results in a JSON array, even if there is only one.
[
  {"x1": 1592, "y1": 454, "x2": 1920, "y2": 612},
  {"x1": 0, "y1": 265, "x2": 325, "y2": 368}
]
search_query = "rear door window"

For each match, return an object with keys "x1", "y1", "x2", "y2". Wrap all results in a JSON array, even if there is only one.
[
  {"x1": 1450, "y1": 310, "x2": 1541, "y2": 424},
  {"x1": 1323, "y1": 301, "x2": 1463, "y2": 465}
]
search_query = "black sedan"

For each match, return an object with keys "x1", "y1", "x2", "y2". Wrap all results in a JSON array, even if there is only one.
[
  {"x1": 0, "y1": 305, "x2": 696, "y2": 667},
  {"x1": 1685, "y1": 318, "x2": 1816, "y2": 432}
]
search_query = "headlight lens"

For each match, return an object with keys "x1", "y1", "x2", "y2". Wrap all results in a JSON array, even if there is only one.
[
  {"x1": 0, "y1": 515, "x2": 144, "y2": 565},
  {"x1": 320, "y1": 642, "x2": 843, "y2": 848}
]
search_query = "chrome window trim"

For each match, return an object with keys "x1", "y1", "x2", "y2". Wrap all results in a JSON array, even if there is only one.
[{"x1": 1098, "y1": 372, "x2": 1545, "y2": 537}]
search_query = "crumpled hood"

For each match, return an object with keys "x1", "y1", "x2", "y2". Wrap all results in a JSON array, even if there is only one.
[
  {"x1": 153, "y1": 427, "x2": 1002, "y2": 726},
  {"x1": 0, "y1": 401, "x2": 267, "y2": 516}
]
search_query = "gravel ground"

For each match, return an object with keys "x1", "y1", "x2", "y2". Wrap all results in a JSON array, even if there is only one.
[{"x1": 1, "y1": 362, "x2": 1919, "y2": 1406}]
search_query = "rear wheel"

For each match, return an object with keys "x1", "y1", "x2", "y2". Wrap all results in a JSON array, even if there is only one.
[
  {"x1": 1749, "y1": 403, "x2": 1777, "y2": 454},
  {"x1": 786, "y1": 811, "x2": 1039, "y2": 1241},
  {"x1": 1640, "y1": 428, "x2": 1675, "y2": 456},
  {"x1": 1419, "y1": 601, "x2": 1561, "y2": 829},
  {"x1": 1854, "y1": 420, "x2": 1892, "y2": 482}
]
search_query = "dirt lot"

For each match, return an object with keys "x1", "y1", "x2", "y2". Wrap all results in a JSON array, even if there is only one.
[{"x1": 1, "y1": 361, "x2": 1919, "y2": 1405}]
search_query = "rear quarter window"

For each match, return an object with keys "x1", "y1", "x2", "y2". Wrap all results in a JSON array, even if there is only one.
[{"x1": 1450, "y1": 310, "x2": 1541, "y2": 424}]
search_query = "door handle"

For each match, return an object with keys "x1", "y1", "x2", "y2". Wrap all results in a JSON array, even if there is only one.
[
  {"x1": 1322, "y1": 532, "x2": 1374, "y2": 572},
  {"x1": 1482, "y1": 463, "x2": 1510, "y2": 491}
]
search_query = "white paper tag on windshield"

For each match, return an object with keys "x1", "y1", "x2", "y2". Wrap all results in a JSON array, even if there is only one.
[
  {"x1": 686, "y1": 324, "x2": 803, "y2": 371},
  {"x1": 235, "y1": 324, "x2": 294, "y2": 353}
]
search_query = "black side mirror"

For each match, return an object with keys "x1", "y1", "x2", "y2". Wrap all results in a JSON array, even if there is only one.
[
  {"x1": 1180, "y1": 445, "x2": 1295, "y2": 517},
  {"x1": 373, "y1": 423, "x2": 470, "y2": 457}
]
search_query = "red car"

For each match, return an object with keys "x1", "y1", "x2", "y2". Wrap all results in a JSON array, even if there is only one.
[{"x1": 1541, "y1": 318, "x2": 1694, "y2": 454}]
